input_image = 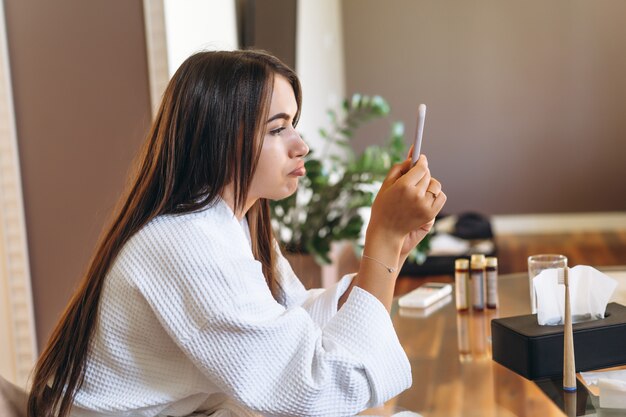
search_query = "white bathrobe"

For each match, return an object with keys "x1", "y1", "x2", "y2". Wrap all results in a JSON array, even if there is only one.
[{"x1": 70, "y1": 199, "x2": 411, "y2": 417}]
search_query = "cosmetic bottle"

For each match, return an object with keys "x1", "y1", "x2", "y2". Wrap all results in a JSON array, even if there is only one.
[
  {"x1": 486, "y1": 257, "x2": 499, "y2": 309},
  {"x1": 455, "y1": 259, "x2": 470, "y2": 311},
  {"x1": 470, "y1": 254, "x2": 486, "y2": 311}
]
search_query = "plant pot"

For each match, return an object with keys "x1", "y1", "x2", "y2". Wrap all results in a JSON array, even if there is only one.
[
  {"x1": 284, "y1": 252, "x2": 322, "y2": 289},
  {"x1": 284, "y1": 242, "x2": 361, "y2": 290}
]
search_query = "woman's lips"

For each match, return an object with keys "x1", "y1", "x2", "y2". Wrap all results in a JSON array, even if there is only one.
[{"x1": 289, "y1": 166, "x2": 306, "y2": 176}]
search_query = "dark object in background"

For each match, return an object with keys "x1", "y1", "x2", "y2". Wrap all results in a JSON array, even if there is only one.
[
  {"x1": 453, "y1": 212, "x2": 494, "y2": 240},
  {"x1": 401, "y1": 212, "x2": 496, "y2": 276}
]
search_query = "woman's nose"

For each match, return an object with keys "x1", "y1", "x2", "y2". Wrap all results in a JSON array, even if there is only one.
[{"x1": 290, "y1": 131, "x2": 309, "y2": 158}]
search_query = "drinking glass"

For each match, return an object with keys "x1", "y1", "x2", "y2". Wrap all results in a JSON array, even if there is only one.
[{"x1": 528, "y1": 254, "x2": 568, "y2": 313}]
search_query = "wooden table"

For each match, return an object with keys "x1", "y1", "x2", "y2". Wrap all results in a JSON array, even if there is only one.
[{"x1": 364, "y1": 267, "x2": 626, "y2": 417}]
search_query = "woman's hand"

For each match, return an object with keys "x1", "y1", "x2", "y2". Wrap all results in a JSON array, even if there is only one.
[
  {"x1": 400, "y1": 219, "x2": 435, "y2": 259},
  {"x1": 368, "y1": 155, "x2": 446, "y2": 242},
  {"x1": 341, "y1": 154, "x2": 446, "y2": 312},
  {"x1": 395, "y1": 147, "x2": 443, "y2": 259}
]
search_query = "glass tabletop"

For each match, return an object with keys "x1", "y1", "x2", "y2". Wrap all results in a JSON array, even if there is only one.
[{"x1": 378, "y1": 268, "x2": 626, "y2": 417}]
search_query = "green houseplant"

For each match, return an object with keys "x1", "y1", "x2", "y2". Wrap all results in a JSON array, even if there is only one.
[{"x1": 270, "y1": 94, "x2": 430, "y2": 266}]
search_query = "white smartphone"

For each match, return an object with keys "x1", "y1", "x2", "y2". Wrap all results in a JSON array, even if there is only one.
[
  {"x1": 398, "y1": 282, "x2": 452, "y2": 309},
  {"x1": 411, "y1": 104, "x2": 427, "y2": 166}
]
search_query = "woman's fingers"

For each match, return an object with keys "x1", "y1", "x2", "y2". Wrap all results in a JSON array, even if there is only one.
[
  {"x1": 399, "y1": 157, "x2": 442, "y2": 202},
  {"x1": 430, "y1": 190, "x2": 447, "y2": 211},
  {"x1": 414, "y1": 169, "x2": 432, "y2": 195},
  {"x1": 388, "y1": 154, "x2": 433, "y2": 190},
  {"x1": 397, "y1": 155, "x2": 429, "y2": 188},
  {"x1": 382, "y1": 158, "x2": 411, "y2": 188},
  {"x1": 393, "y1": 156, "x2": 443, "y2": 207},
  {"x1": 370, "y1": 153, "x2": 447, "y2": 239},
  {"x1": 425, "y1": 178, "x2": 442, "y2": 199}
]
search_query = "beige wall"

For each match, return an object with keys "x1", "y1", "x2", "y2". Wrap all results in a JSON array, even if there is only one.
[
  {"x1": 4, "y1": 0, "x2": 151, "y2": 349},
  {"x1": 342, "y1": 0, "x2": 626, "y2": 214}
]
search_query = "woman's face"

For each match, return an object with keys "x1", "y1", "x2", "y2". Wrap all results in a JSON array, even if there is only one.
[{"x1": 249, "y1": 75, "x2": 309, "y2": 201}]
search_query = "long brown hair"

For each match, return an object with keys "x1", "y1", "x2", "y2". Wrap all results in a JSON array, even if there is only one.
[{"x1": 27, "y1": 50, "x2": 302, "y2": 417}]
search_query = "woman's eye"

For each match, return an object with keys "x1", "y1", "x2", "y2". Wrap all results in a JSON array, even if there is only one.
[{"x1": 270, "y1": 127, "x2": 286, "y2": 135}]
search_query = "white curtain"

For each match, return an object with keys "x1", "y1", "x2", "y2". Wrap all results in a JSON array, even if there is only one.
[
  {"x1": 163, "y1": 0, "x2": 238, "y2": 76},
  {"x1": 0, "y1": 0, "x2": 37, "y2": 389},
  {"x1": 295, "y1": 0, "x2": 346, "y2": 154}
]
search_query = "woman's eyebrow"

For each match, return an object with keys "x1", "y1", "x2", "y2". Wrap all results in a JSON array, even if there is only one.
[{"x1": 266, "y1": 112, "x2": 291, "y2": 123}]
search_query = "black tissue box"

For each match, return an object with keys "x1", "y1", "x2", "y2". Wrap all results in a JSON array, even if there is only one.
[{"x1": 491, "y1": 302, "x2": 626, "y2": 380}]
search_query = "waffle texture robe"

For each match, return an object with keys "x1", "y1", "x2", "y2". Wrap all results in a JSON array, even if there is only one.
[{"x1": 70, "y1": 199, "x2": 411, "y2": 417}]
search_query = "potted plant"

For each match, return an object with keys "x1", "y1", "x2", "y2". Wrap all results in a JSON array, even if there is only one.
[{"x1": 270, "y1": 94, "x2": 430, "y2": 286}]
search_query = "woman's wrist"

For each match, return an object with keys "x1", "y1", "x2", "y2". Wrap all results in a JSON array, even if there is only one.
[
  {"x1": 362, "y1": 228, "x2": 403, "y2": 273},
  {"x1": 353, "y1": 229, "x2": 403, "y2": 312},
  {"x1": 365, "y1": 222, "x2": 405, "y2": 246}
]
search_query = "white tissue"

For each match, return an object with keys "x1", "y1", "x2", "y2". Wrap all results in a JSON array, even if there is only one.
[
  {"x1": 599, "y1": 378, "x2": 626, "y2": 409},
  {"x1": 533, "y1": 265, "x2": 617, "y2": 326},
  {"x1": 581, "y1": 370, "x2": 626, "y2": 409}
]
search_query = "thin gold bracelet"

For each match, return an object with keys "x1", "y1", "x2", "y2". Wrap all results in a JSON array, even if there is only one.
[{"x1": 362, "y1": 254, "x2": 397, "y2": 273}]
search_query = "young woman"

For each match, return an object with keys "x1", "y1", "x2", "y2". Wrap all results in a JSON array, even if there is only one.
[{"x1": 28, "y1": 50, "x2": 446, "y2": 417}]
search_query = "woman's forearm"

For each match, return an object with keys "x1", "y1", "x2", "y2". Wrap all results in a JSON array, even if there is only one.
[{"x1": 338, "y1": 227, "x2": 403, "y2": 311}]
